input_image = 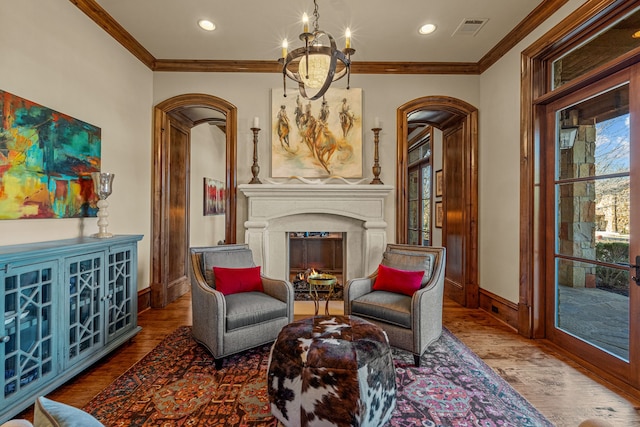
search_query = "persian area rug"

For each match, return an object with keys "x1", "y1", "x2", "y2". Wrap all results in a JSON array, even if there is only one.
[{"x1": 83, "y1": 326, "x2": 552, "y2": 427}]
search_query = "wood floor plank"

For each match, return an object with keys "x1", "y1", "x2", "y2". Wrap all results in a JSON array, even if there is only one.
[{"x1": 9, "y1": 294, "x2": 640, "y2": 426}]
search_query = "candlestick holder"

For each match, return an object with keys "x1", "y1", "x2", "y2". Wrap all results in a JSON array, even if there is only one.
[
  {"x1": 91, "y1": 172, "x2": 115, "y2": 238},
  {"x1": 249, "y1": 127, "x2": 262, "y2": 184},
  {"x1": 370, "y1": 127, "x2": 383, "y2": 184}
]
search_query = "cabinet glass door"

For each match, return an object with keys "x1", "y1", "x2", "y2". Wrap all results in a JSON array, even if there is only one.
[
  {"x1": 66, "y1": 253, "x2": 103, "y2": 365},
  {"x1": 106, "y1": 246, "x2": 135, "y2": 343},
  {"x1": 2, "y1": 262, "x2": 56, "y2": 400}
]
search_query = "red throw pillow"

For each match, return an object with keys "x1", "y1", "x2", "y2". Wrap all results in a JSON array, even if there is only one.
[
  {"x1": 373, "y1": 263, "x2": 424, "y2": 296},
  {"x1": 213, "y1": 266, "x2": 263, "y2": 295}
]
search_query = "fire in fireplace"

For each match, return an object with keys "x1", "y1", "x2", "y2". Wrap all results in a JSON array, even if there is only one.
[{"x1": 288, "y1": 232, "x2": 345, "y2": 299}]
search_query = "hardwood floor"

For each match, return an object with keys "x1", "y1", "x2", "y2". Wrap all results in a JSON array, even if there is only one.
[
  {"x1": 12, "y1": 293, "x2": 640, "y2": 426},
  {"x1": 441, "y1": 299, "x2": 640, "y2": 427}
]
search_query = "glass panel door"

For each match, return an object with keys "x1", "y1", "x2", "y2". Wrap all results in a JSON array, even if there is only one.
[
  {"x1": 555, "y1": 83, "x2": 630, "y2": 360},
  {"x1": 548, "y1": 70, "x2": 638, "y2": 385},
  {"x1": 407, "y1": 130, "x2": 432, "y2": 246}
]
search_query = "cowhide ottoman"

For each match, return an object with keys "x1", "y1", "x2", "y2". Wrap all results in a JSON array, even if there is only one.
[{"x1": 267, "y1": 315, "x2": 396, "y2": 427}]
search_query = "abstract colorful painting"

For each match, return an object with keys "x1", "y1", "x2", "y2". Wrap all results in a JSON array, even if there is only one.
[
  {"x1": 0, "y1": 90, "x2": 101, "y2": 219},
  {"x1": 203, "y1": 177, "x2": 225, "y2": 216},
  {"x1": 271, "y1": 88, "x2": 362, "y2": 178}
]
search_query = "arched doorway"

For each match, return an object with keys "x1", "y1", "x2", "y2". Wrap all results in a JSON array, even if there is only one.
[
  {"x1": 151, "y1": 93, "x2": 237, "y2": 308},
  {"x1": 396, "y1": 96, "x2": 479, "y2": 307}
]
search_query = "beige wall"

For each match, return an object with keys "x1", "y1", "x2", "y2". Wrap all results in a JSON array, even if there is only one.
[
  {"x1": 478, "y1": 0, "x2": 586, "y2": 301},
  {"x1": 431, "y1": 129, "x2": 443, "y2": 247},
  {"x1": 1, "y1": 0, "x2": 587, "y2": 303},
  {"x1": 0, "y1": 0, "x2": 154, "y2": 289}
]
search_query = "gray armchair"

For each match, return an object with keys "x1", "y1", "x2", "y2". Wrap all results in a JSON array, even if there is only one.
[
  {"x1": 190, "y1": 244, "x2": 294, "y2": 369},
  {"x1": 344, "y1": 244, "x2": 446, "y2": 366}
]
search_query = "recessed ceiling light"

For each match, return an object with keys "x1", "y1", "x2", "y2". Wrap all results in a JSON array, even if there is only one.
[
  {"x1": 198, "y1": 19, "x2": 216, "y2": 31},
  {"x1": 633, "y1": 30, "x2": 640, "y2": 39},
  {"x1": 419, "y1": 24, "x2": 437, "y2": 35}
]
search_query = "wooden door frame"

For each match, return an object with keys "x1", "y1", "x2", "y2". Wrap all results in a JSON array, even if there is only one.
[
  {"x1": 519, "y1": 0, "x2": 639, "y2": 338},
  {"x1": 520, "y1": 0, "x2": 640, "y2": 397},
  {"x1": 396, "y1": 96, "x2": 479, "y2": 307},
  {"x1": 151, "y1": 93, "x2": 237, "y2": 308}
]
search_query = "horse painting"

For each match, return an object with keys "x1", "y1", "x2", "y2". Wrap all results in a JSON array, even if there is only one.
[{"x1": 271, "y1": 88, "x2": 362, "y2": 178}]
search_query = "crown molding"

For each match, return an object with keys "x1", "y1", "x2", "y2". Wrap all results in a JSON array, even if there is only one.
[
  {"x1": 351, "y1": 62, "x2": 480, "y2": 74},
  {"x1": 153, "y1": 59, "x2": 481, "y2": 74},
  {"x1": 153, "y1": 60, "x2": 280, "y2": 73},
  {"x1": 69, "y1": 0, "x2": 155, "y2": 69},
  {"x1": 70, "y1": 0, "x2": 569, "y2": 76},
  {"x1": 478, "y1": 0, "x2": 570, "y2": 73}
]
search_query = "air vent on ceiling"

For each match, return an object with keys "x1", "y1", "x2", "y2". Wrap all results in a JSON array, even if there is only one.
[{"x1": 452, "y1": 18, "x2": 488, "y2": 37}]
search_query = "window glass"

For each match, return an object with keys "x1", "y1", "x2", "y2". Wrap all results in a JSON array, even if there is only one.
[
  {"x1": 552, "y1": 83, "x2": 631, "y2": 361},
  {"x1": 556, "y1": 85, "x2": 629, "y2": 180},
  {"x1": 407, "y1": 128, "x2": 431, "y2": 246},
  {"x1": 552, "y1": 8, "x2": 640, "y2": 89}
]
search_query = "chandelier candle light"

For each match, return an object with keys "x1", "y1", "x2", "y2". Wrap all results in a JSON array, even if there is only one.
[
  {"x1": 279, "y1": 0, "x2": 355, "y2": 100},
  {"x1": 91, "y1": 172, "x2": 115, "y2": 238},
  {"x1": 249, "y1": 117, "x2": 262, "y2": 184}
]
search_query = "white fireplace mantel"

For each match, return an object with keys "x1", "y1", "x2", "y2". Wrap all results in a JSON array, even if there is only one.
[{"x1": 238, "y1": 183, "x2": 393, "y2": 281}]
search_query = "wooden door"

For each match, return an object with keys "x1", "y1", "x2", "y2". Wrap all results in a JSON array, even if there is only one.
[
  {"x1": 543, "y1": 66, "x2": 640, "y2": 390},
  {"x1": 443, "y1": 120, "x2": 478, "y2": 307},
  {"x1": 164, "y1": 119, "x2": 191, "y2": 305}
]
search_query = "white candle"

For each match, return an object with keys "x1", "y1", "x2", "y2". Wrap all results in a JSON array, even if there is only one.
[
  {"x1": 345, "y1": 28, "x2": 351, "y2": 49},
  {"x1": 302, "y1": 13, "x2": 309, "y2": 33},
  {"x1": 374, "y1": 117, "x2": 380, "y2": 128},
  {"x1": 281, "y1": 39, "x2": 288, "y2": 59},
  {"x1": 253, "y1": 117, "x2": 259, "y2": 128}
]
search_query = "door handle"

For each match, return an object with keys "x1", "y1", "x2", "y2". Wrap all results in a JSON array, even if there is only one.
[
  {"x1": 618, "y1": 255, "x2": 640, "y2": 286},
  {"x1": 634, "y1": 255, "x2": 640, "y2": 286}
]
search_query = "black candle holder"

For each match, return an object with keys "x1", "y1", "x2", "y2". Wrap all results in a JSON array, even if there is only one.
[
  {"x1": 370, "y1": 127, "x2": 383, "y2": 184},
  {"x1": 249, "y1": 127, "x2": 262, "y2": 184}
]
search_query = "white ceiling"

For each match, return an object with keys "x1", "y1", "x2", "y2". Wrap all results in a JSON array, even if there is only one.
[{"x1": 94, "y1": 0, "x2": 544, "y2": 63}]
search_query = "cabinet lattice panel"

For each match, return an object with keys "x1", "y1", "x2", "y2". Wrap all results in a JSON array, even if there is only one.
[
  {"x1": 107, "y1": 248, "x2": 134, "y2": 340},
  {"x1": 3, "y1": 262, "x2": 57, "y2": 400},
  {"x1": 67, "y1": 253, "x2": 103, "y2": 364}
]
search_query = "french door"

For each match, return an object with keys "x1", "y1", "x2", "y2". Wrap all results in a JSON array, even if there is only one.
[
  {"x1": 407, "y1": 130, "x2": 432, "y2": 246},
  {"x1": 545, "y1": 65, "x2": 640, "y2": 387}
]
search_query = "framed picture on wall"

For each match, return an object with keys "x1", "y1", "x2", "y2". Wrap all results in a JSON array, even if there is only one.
[
  {"x1": 203, "y1": 177, "x2": 225, "y2": 216},
  {"x1": 435, "y1": 169, "x2": 443, "y2": 197},
  {"x1": 435, "y1": 201, "x2": 443, "y2": 228},
  {"x1": 0, "y1": 89, "x2": 102, "y2": 219},
  {"x1": 270, "y1": 87, "x2": 363, "y2": 178}
]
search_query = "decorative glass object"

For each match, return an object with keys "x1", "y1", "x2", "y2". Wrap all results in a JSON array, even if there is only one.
[{"x1": 91, "y1": 172, "x2": 115, "y2": 238}]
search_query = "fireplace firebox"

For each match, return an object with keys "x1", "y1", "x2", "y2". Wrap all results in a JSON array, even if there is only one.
[{"x1": 288, "y1": 232, "x2": 345, "y2": 286}]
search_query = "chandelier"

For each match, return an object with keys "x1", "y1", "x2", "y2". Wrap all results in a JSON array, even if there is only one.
[{"x1": 278, "y1": 0, "x2": 355, "y2": 100}]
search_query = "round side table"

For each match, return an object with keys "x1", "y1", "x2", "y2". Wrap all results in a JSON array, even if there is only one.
[{"x1": 307, "y1": 273, "x2": 336, "y2": 315}]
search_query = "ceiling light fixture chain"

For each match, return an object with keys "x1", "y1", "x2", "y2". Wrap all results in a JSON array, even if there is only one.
[
  {"x1": 278, "y1": 0, "x2": 355, "y2": 100},
  {"x1": 312, "y1": 0, "x2": 321, "y2": 33}
]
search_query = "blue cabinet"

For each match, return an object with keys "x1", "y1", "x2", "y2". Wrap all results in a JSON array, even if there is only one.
[{"x1": 0, "y1": 235, "x2": 142, "y2": 422}]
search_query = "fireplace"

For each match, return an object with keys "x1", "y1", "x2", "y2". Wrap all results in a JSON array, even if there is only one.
[
  {"x1": 289, "y1": 231, "x2": 345, "y2": 286},
  {"x1": 238, "y1": 183, "x2": 393, "y2": 282}
]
